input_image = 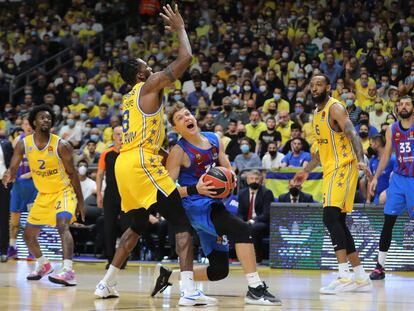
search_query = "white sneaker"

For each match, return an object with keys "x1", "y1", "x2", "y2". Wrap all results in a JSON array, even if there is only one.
[
  {"x1": 178, "y1": 289, "x2": 217, "y2": 306},
  {"x1": 352, "y1": 276, "x2": 372, "y2": 292},
  {"x1": 320, "y1": 277, "x2": 355, "y2": 295},
  {"x1": 95, "y1": 280, "x2": 119, "y2": 299}
]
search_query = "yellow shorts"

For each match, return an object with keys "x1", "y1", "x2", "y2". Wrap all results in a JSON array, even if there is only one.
[
  {"x1": 27, "y1": 187, "x2": 77, "y2": 227},
  {"x1": 322, "y1": 161, "x2": 358, "y2": 213},
  {"x1": 115, "y1": 150, "x2": 176, "y2": 212}
]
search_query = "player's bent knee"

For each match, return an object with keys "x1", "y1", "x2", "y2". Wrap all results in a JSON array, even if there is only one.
[
  {"x1": 207, "y1": 251, "x2": 229, "y2": 281},
  {"x1": 323, "y1": 206, "x2": 341, "y2": 226},
  {"x1": 128, "y1": 208, "x2": 150, "y2": 235},
  {"x1": 231, "y1": 222, "x2": 252, "y2": 244}
]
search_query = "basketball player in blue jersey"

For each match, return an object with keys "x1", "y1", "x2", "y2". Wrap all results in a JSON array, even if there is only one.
[
  {"x1": 8, "y1": 116, "x2": 38, "y2": 259},
  {"x1": 150, "y1": 103, "x2": 281, "y2": 306},
  {"x1": 369, "y1": 95, "x2": 414, "y2": 280}
]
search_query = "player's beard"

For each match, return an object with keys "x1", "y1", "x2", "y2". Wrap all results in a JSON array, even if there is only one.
[
  {"x1": 312, "y1": 91, "x2": 328, "y2": 105},
  {"x1": 399, "y1": 109, "x2": 413, "y2": 119}
]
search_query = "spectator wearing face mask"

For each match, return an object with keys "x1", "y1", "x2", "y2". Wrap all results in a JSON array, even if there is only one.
[
  {"x1": 355, "y1": 111, "x2": 378, "y2": 137},
  {"x1": 59, "y1": 113, "x2": 82, "y2": 148},
  {"x1": 262, "y1": 141, "x2": 284, "y2": 170},
  {"x1": 92, "y1": 103, "x2": 111, "y2": 130},
  {"x1": 99, "y1": 84, "x2": 116, "y2": 107},
  {"x1": 280, "y1": 138, "x2": 311, "y2": 168},
  {"x1": 278, "y1": 179, "x2": 314, "y2": 203},
  {"x1": 187, "y1": 79, "x2": 210, "y2": 111},
  {"x1": 345, "y1": 92, "x2": 363, "y2": 126},
  {"x1": 262, "y1": 87, "x2": 290, "y2": 114},
  {"x1": 369, "y1": 97, "x2": 387, "y2": 131},
  {"x1": 214, "y1": 96, "x2": 238, "y2": 131},
  {"x1": 233, "y1": 137, "x2": 262, "y2": 173},
  {"x1": 281, "y1": 123, "x2": 310, "y2": 154},
  {"x1": 358, "y1": 123, "x2": 370, "y2": 155},
  {"x1": 240, "y1": 79, "x2": 257, "y2": 105},
  {"x1": 77, "y1": 160, "x2": 96, "y2": 200},
  {"x1": 237, "y1": 170, "x2": 273, "y2": 263},
  {"x1": 255, "y1": 80, "x2": 273, "y2": 108},
  {"x1": 211, "y1": 78, "x2": 230, "y2": 111},
  {"x1": 81, "y1": 79, "x2": 101, "y2": 104},
  {"x1": 68, "y1": 91, "x2": 86, "y2": 113}
]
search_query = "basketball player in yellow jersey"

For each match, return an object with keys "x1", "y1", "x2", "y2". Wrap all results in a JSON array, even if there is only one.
[
  {"x1": 95, "y1": 5, "x2": 216, "y2": 306},
  {"x1": 3, "y1": 105, "x2": 85, "y2": 286},
  {"x1": 293, "y1": 74, "x2": 372, "y2": 294}
]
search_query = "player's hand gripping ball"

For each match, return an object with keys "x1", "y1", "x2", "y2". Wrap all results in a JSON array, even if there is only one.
[{"x1": 202, "y1": 166, "x2": 236, "y2": 198}]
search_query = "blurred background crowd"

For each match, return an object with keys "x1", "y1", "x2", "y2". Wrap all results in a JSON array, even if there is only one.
[{"x1": 0, "y1": 0, "x2": 412, "y2": 262}]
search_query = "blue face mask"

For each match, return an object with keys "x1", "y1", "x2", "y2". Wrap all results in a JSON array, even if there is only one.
[
  {"x1": 288, "y1": 86, "x2": 297, "y2": 92},
  {"x1": 173, "y1": 94, "x2": 182, "y2": 101},
  {"x1": 240, "y1": 144, "x2": 250, "y2": 153},
  {"x1": 341, "y1": 93, "x2": 348, "y2": 100},
  {"x1": 217, "y1": 83, "x2": 224, "y2": 89},
  {"x1": 67, "y1": 119, "x2": 76, "y2": 126},
  {"x1": 346, "y1": 99, "x2": 354, "y2": 107},
  {"x1": 114, "y1": 101, "x2": 121, "y2": 107},
  {"x1": 90, "y1": 134, "x2": 99, "y2": 142},
  {"x1": 80, "y1": 113, "x2": 88, "y2": 120},
  {"x1": 391, "y1": 68, "x2": 398, "y2": 75},
  {"x1": 361, "y1": 81, "x2": 368, "y2": 88},
  {"x1": 273, "y1": 93, "x2": 281, "y2": 101},
  {"x1": 295, "y1": 107, "x2": 303, "y2": 114}
]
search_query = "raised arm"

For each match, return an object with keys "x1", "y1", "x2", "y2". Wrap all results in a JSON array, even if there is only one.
[
  {"x1": 370, "y1": 127, "x2": 393, "y2": 196},
  {"x1": 142, "y1": 4, "x2": 192, "y2": 95},
  {"x1": 58, "y1": 140, "x2": 85, "y2": 221},
  {"x1": 2, "y1": 140, "x2": 25, "y2": 187}
]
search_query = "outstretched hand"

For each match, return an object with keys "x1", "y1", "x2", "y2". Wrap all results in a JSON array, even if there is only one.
[{"x1": 160, "y1": 4, "x2": 185, "y2": 32}]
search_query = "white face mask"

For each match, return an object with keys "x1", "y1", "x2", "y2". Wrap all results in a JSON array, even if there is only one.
[{"x1": 78, "y1": 166, "x2": 87, "y2": 176}]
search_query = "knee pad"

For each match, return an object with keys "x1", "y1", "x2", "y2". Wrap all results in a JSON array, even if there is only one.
[
  {"x1": 128, "y1": 208, "x2": 150, "y2": 235},
  {"x1": 323, "y1": 207, "x2": 347, "y2": 252},
  {"x1": 206, "y1": 250, "x2": 229, "y2": 281}
]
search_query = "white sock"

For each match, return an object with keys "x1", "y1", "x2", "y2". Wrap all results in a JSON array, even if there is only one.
[
  {"x1": 180, "y1": 271, "x2": 195, "y2": 292},
  {"x1": 9, "y1": 239, "x2": 16, "y2": 248},
  {"x1": 378, "y1": 251, "x2": 387, "y2": 267},
  {"x1": 37, "y1": 255, "x2": 48, "y2": 266},
  {"x1": 353, "y1": 265, "x2": 367, "y2": 280},
  {"x1": 170, "y1": 269, "x2": 180, "y2": 283},
  {"x1": 63, "y1": 259, "x2": 73, "y2": 270},
  {"x1": 338, "y1": 262, "x2": 350, "y2": 278},
  {"x1": 103, "y1": 265, "x2": 120, "y2": 286},
  {"x1": 245, "y1": 272, "x2": 262, "y2": 288}
]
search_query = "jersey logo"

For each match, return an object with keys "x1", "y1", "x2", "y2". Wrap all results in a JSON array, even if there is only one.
[
  {"x1": 27, "y1": 146, "x2": 33, "y2": 153},
  {"x1": 321, "y1": 111, "x2": 326, "y2": 121},
  {"x1": 47, "y1": 146, "x2": 54, "y2": 156}
]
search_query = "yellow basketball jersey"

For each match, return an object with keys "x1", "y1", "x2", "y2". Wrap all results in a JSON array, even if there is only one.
[
  {"x1": 24, "y1": 134, "x2": 71, "y2": 193},
  {"x1": 121, "y1": 82, "x2": 165, "y2": 155},
  {"x1": 313, "y1": 97, "x2": 355, "y2": 174}
]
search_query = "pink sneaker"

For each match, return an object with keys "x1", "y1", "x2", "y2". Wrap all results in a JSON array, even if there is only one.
[
  {"x1": 27, "y1": 262, "x2": 53, "y2": 280},
  {"x1": 48, "y1": 268, "x2": 77, "y2": 286}
]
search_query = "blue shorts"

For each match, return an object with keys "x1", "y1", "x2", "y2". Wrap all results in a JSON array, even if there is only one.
[
  {"x1": 182, "y1": 196, "x2": 229, "y2": 256},
  {"x1": 384, "y1": 173, "x2": 414, "y2": 218},
  {"x1": 10, "y1": 178, "x2": 38, "y2": 213}
]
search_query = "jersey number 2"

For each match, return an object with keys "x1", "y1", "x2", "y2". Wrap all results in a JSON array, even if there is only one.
[
  {"x1": 38, "y1": 160, "x2": 45, "y2": 170},
  {"x1": 122, "y1": 110, "x2": 130, "y2": 133},
  {"x1": 399, "y1": 142, "x2": 411, "y2": 153}
]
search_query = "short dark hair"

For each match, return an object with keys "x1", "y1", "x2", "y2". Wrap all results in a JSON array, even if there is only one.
[
  {"x1": 77, "y1": 159, "x2": 88, "y2": 167},
  {"x1": 28, "y1": 104, "x2": 55, "y2": 129},
  {"x1": 311, "y1": 73, "x2": 331, "y2": 85},
  {"x1": 291, "y1": 123, "x2": 302, "y2": 131},
  {"x1": 370, "y1": 134, "x2": 386, "y2": 147}
]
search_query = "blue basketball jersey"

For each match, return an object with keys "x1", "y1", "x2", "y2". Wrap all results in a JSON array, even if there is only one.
[
  {"x1": 17, "y1": 133, "x2": 31, "y2": 178},
  {"x1": 392, "y1": 121, "x2": 414, "y2": 177}
]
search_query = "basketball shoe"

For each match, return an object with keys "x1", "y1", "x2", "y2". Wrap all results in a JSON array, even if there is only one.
[
  {"x1": 245, "y1": 282, "x2": 282, "y2": 305},
  {"x1": 352, "y1": 276, "x2": 372, "y2": 292},
  {"x1": 150, "y1": 264, "x2": 172, "y2": 297},
  {"x1": 27, "y1": 262, "x2": 53, "y2": 280},
  {"x1": 320, "y1": 276, "x2": 355, "y2": 294},
  {"x1": 369, "y1": 263, "x2": 385, "y2": 280},
  {"x1": 178, "y1": 289, "x2": 217, "y2": 306},
  {"x1": 95, "y1": 280, "x2": 120, "y2": 299},
  {"x1": 48, "y1": 268, "x2": 77, "y2": 286},
  {"x1": 7, "y1": 246, "x2": 17, "y2": 259}
]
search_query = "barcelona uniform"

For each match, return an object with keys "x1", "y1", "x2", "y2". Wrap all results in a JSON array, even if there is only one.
[
  {"x1": 384, "y1": 121, "x2": 414, "y2": 217},
  {"x1": 115, "y1": 82, "x2": 176, "y2": 212},
  {"x1": 24, "y1": 134, "x2": 77, "y2": 227},
  {"x1": 313, "y1": 97, "x2": 358, "y2": 212}
]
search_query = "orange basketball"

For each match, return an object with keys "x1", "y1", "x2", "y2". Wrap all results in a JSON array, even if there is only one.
[{"x1": 202, "y1": 166, "x2": 236, "y2": 198}]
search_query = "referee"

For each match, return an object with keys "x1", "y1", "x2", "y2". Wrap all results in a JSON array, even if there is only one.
[{"x1": 96, "y1": 126, "x2": 127, "y2": 268}]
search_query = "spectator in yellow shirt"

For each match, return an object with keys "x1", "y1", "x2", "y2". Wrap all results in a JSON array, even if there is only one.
[
  {"x1": 245, "y1": 110, "x2": 267, "y2": 142},
  {"x1": 100, "y1": 84, "x2": 115, "y2": 107},
  {"x1": 103, "y1": 116, "x2": 121, "y2": 145},
  {"x1": 262, "y1": 87, "x2": 290, "y2": 114},
  {"x1": 82, "y1": 49, "x2": 96, "y2": 70},
  {"x1": 68, "y1": 91, "x2": 87, "y2": 113},
  {"x1": 276, "y1": 110, "x2": 294, "y2": 146},
  {"x1": 85, "y1": 95, "x2": 100, "y2": 118}
]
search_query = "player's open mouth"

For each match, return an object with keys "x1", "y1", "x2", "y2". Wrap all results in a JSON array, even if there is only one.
[{"x1": 186, "y1": 123, "x2": 194, "y2": 129}]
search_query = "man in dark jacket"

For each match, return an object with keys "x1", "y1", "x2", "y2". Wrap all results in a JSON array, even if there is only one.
[
  {"x1": 0, "y1": 131, "x2": 13, "y2": 262},
  {"x1": 278, "y1": 179, "x2": 314, "y2": 203},
  {"x1": 238, "y1": 170, "x2": 274, "y2": 262}
]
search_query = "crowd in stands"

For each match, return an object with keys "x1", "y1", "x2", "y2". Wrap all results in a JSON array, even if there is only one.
[{"x1": 1, "y1": 0, "x2": 414, "y2": 260}]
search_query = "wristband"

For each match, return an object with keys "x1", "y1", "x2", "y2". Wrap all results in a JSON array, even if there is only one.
[{"x1": 187, "y1": 184, "x2": 199, "y2": 195}]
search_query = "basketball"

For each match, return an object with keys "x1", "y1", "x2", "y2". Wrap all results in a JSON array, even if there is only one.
[{"x1": 202, "y1": 166, "x2": 235, "y2": 198}]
